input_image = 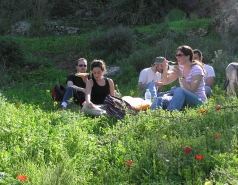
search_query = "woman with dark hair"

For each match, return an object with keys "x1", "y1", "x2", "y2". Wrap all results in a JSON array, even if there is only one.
[
  {"x1": 82, "y1": 59, "x2": 115, "y2": 116},
  {"x1": 150, "y1": 45, "x2": 207, "y2": 111}
]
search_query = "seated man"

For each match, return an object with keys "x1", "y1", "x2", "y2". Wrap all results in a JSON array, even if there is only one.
[
  {"x1": 193, "y1": 49, "x2": 215, "y2": 97},
  {"x1": 138, "y1": 57, "x2": 164, "y2": 98},
  {"x1": 61, "y1": 58, "x2": 89, "y2": 109}
]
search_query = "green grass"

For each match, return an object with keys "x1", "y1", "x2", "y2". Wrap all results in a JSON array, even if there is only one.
[
  {"x1": 0, "y1": 83, "x2": 238, "y2": 184},
  {"x1": 0, "y1": 34, "x2": 89, "y2": 54},
  {"x1": 0, "y1": 17, "x2": 238, "y2": 184}
]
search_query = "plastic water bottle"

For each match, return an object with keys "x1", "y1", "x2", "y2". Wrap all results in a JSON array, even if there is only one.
[{"x1": 144, "y1": 89, "x2": 151, "y2": 102}]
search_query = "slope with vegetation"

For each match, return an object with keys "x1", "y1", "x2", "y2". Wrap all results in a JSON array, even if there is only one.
[{"x1": 0, "y1": 2, "x2": 238, "y2": 184}]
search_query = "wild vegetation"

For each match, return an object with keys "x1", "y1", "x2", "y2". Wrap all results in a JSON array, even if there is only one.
[{"x1": 0, "y1": 1, "x2": 238, "y2": 184}]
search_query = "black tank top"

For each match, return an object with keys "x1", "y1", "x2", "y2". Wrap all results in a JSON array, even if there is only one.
[{"x1": 91, "y1": 78, "x2": 110, "y2": 104}]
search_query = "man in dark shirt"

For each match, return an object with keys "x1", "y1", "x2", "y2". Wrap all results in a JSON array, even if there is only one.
[{"x1": 61, "y1": 58, "x2": 89, "y2": 109}]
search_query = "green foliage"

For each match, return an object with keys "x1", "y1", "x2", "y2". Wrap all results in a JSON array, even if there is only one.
[
  {"x1": 1, "y1": 84, "x2": 238, "y2": 184},
  {"x1": 0, "y1": 40, "x2": 25, "y2": 69},
  {"x1": 89, "y1": 26, "x2": 133, "y2": 62},
  {"x1": 166, "y1": 9, "x2": 186, "y2": 22},
  {"x1": 168, "y1": 18, "x2": 213, "y2": 30}
]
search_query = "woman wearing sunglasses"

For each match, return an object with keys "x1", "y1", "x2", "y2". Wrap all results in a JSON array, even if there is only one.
[
  {"x1": 82, "y1": 59, "x2": 115, "y2": 116},
  {"x1": 61, "y1": 58, "x2": 89, "y2": 109},
  {"x1": 150, "y1": 45, "x2": 207, "y2": 111}
]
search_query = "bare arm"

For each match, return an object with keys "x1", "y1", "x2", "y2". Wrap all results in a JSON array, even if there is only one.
[
  {"x1": 205, "y1": 77, "x2": 214, "y2": 88},
  {"x1": 161, "y1": 61, "x2": 178, "y2": 85},
  {"x1": 67, "y1": 79, "x2": 86, "y2": 93},
  {"x1": 85, "y1": 80, "x2": 94, "y2": 108},
  {"x1": 180, "y1": 74, "x2": 203, "y2": 93},
  {"x1": 138, "y1": 82, "x2": 145, "y2": 90},
  {"x1": 108, "y1": 78, "x2": 115, "y2": 96}
]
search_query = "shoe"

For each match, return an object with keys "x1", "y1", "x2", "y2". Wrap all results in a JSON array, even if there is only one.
[{"x1": 59, "y1": 106, "x2": 66, "y2": 111}]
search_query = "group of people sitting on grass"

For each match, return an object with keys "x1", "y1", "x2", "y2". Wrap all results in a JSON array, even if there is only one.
[{"x1": 60, "y1": 45, "x2": 215, "y2": 116}]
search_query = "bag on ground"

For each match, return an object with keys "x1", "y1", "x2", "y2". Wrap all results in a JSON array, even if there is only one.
[
  {"x1": 52, "y1": 84, "x2": 66, "y2": 101},
  {"x1": 103, "y1": 94, "x2": 136, "y2": 119}
]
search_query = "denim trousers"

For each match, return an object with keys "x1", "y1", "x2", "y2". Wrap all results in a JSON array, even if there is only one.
[
  {"x1": 157, "y1": 86, "x2": 212, "y2": 97},
  {"x1": 62, "y1": 86, "x2": 78, "y2": 102},
  {"x1": 142, "y1": 82, "x2": 158, "y2": 99},
  {"x1": 150, "y1": 87, "x2": 204, "y2": 111}
]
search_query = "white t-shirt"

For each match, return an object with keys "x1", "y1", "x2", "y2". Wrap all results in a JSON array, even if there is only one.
[
  {"x1": 204, "y1": 64, "x2": 215, "y2": 79},
  {"x1": 138, "y1": 67, "x2": 161, "y2": 85}
]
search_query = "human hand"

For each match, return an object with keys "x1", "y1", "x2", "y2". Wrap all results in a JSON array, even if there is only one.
[
  {"x1": 173, "y1": 65, "x2": 182, "y2": 77},
  {"x1": 86, "y1": 102, "x2": 95, "y2": 109},
  {"x1": 162, "y1": 59, "x2": 169, "y2": 71}
]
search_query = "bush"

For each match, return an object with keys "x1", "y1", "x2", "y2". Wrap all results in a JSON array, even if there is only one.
[
  {"x1": 166, "y1": 9, "x2": 186, "y2": 22},
  {"x1": 0, "y1": 40, "x2": 25, "y2": 69},
  {"x1": 89, "y1": 26, "x2": 133, "y2": 62}
]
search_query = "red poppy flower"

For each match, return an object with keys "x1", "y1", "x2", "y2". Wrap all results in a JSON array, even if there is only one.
[
  {"x1": 17, "y1": 174, "x2": 29, "y2": 181},
  {"x1": 200, "y1": 110, "x2": 206, "y2": 114},
  {"x1": 195, "y1": 155, "x2": 204, "y2": 160},
  {"x1": 184, "y1": 146, "x2": 191, "y2": 154},
  {"x1": 214, "y1": 134, "x2": 221, "y2": 139},
  {"x1": 216, "y1": 106, "x2": 221, "y2": 111},
  {"x1": 126, "y1": 160, "x2": 133, "y2": 166}
]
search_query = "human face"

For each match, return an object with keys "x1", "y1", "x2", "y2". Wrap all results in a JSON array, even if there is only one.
[
  {"x1": 175, "y1": 50, "x2": 186, "y2": 65},
  {"x1": 92, "y1": 67, "x2": 104, "y2": 81},
  {"x1": 193, "y1": 53, "x2": 202, "y2": 62},
  {"x1": 156, "y1": 63, "x2": 164, "y2": 73},
  {"x1": 76, "y1": 60, "x2": 87, "y2": 73}
]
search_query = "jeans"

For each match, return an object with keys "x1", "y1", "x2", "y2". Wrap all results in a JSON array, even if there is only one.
[
  {"x1": 205, "y1": 86, "x2": 212, "y2": 97},
  {"x1": 157, "y1": 86, "x2": 212, "y2": 97},
  {"x1": 151, "y1": 87, "x2": 204, "y2": 111},
  {"x1": 62, "y1": 86, "x2": 85, "y2": 106},
  {"x1": 142, "y1": 82, "x2": 158, "y2": 99}
]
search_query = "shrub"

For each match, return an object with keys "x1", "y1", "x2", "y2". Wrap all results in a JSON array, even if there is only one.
[
  {"x1": 89, "y1": 26, "x2": 133, "y2": 62},
  {"x1": 0, "y1": 40, "x2": 25, "y2": 69},
  {"x1": 166, "y1": 9, "x2": 186, "y2": 22}
]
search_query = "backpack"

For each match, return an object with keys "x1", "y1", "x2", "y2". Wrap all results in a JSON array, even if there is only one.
[
  {"x1": 52, "y1": 84, "x2": 66, "y2": 101},
  {"x1": 103, "y1": 94, "x2": 137, "y2": 119}
]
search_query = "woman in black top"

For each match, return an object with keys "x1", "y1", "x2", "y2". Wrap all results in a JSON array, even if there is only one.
[{"x1": 82, "y1": 59, "x2": 115, "y2": 116}]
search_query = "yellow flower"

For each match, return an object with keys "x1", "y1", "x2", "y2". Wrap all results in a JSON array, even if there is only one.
[
  {"x1": 46, "y1": 90, "x2": 50, "y2": 93},
  {"x1": 53, "y1": 101, "x2": 58, "y2": 107},
  {"x1": 162, "y1": 135, "x2": 167, "y2": 139},
  {"x1": 204, "y1": 181, "x2": 212, "y2": 185}
]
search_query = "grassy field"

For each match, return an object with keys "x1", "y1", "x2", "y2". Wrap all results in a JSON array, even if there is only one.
[{"x1": 0, "y1": 17, "x2": 238, "y2": 184}]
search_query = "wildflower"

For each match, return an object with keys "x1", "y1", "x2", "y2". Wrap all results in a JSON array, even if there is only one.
[
  {"x1": 126, "y1": 160, "x2": 133, "y2": 166},
  {"x1": 195, "y1": 155, "x2": 204, "y2": 160},
  {"x1": 15, "y1": 104, "x2": 20, "y2": 108},
  {"x1": 184, "y1": 146, "x2": 191, "y2": 154},
  {"x1": 17, "y1": 174, "x2": 29, "y2": 181},
  {"x1": 162, "y1": 135, "x2": 167, "y2": 139},
  {"x1": 214, "y1": 134, "x2": 221, "y2": 139},
  {"x1": 46, "y1": 90, "x2": 50, "y2": 93},
  {"x1": 206, "y1": 127, "x2": 210, "y2": 131},
  {"x1": 204, "y1": 181, "x2": 212, "y2": 185},
  {"x1": 216, "y1": 105, "x2": 221, "y2": 111},
  {"x1": 53, "y1": 101, "x2": 58, "y2": 107},
  {"x1": 200, "y1": 109, "x2": 206, "y2": 114}
]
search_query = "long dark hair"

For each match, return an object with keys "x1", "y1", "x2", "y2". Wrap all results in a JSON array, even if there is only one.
[
  {"x1": 90, "y1": 59, "x2": 107, "y2": 79},
  {"x1": 176, "y1": 45, "x2": 206, "y2": 74}
]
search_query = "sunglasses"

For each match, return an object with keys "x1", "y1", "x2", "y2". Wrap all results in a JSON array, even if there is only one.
[
  {"x1": 175, "y1": 53, "x2": 184, "y2": 57},
  {"x1": 78, "y1": 64, "x2": 87, "y2": 67}
]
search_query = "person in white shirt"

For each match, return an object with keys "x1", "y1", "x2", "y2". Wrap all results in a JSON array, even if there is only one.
[
  {"x1": 193, "y1": 49, "x2": 215, "y2": 97},
  {"x1": 138, "y1": 57, "x2": 164, "y2": 98}
]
